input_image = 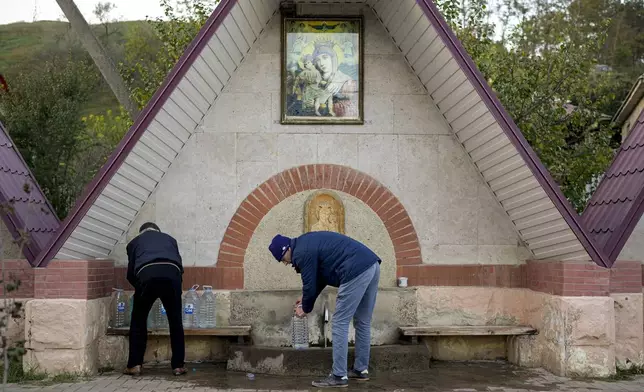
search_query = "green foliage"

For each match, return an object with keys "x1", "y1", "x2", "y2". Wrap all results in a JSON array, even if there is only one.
[
  {"x1": 80, "y1": 108, "x2": 132, "y2": 167},
  {"x1": 120, "y1": 0, "x2": 217, "y2": 109},
  {"x1": 0, "y1": 56, "x2": 103, "y2": 218},
  {"x1": 437, "y1": 0, "x2": 627, "y2": 211}
]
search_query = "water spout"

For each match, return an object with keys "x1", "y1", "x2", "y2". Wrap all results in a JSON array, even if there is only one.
[{"x1": 322, "y1": 300, "x2": 329, "y2": 348}]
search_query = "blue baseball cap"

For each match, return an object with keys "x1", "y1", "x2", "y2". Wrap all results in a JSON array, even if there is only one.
[{"x1": 269, "y1": 234, "x2": 291, "y2": 262}]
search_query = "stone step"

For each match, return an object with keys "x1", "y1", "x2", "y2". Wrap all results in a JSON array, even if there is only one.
[{"x1": 226, "y1": 344, "x2": 430, "y2": 376}]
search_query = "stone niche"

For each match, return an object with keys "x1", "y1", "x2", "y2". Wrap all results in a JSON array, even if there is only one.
[
  {"x1": 244, "y1": 190, "x2": 396, "y2": 290},
  {"x1": 305, "y1": 191, "x2": 345, "y2": 234}
]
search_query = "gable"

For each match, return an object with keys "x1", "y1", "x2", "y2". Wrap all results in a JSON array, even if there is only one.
[
  {"x1": 35, "y1": 0, "x2": 608, "y2": 267},
  {"x1": 0, "y1": 121, "x2": 60, "y2": 263}
]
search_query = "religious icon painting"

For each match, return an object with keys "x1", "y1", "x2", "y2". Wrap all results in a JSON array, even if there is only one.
[{"x1": 280, "y1": 16, "x2": 364, "y2": 125}]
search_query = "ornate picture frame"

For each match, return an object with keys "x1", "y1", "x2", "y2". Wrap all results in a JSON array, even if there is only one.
[{"x1": 280, "y1": 16, "x2": 364, "y2": 125}]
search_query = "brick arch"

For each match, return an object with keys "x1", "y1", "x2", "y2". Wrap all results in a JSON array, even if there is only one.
[{"x1": 215, "y1": 164, "x2": 422, "y2": 289}]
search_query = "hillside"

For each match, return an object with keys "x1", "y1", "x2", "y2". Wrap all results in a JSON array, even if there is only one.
[{"x1": 0, "y1": 19, "x2": 154, "y2": 116}]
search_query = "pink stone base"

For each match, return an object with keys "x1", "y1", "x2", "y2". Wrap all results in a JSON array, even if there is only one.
[{"x1": 414, "y1": 287, "x2": 635, "y2": 377}]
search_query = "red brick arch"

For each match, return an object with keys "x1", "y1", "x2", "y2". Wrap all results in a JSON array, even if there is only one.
[{"x1": 215, "y1": 164, "x2": 422, "y2": 289}]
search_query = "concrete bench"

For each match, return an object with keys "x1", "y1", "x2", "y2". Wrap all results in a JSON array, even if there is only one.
[
  {"x1": 107, "y1": 326, "x2": 252, "y2": 344},
  {"x1": 399, "y1": 326, "x2": 537, "y2": 344}
]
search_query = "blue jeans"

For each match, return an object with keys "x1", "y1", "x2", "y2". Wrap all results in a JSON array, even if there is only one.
[{"x1": 332, "y1": 262, "x2": 380, "y2": 377}]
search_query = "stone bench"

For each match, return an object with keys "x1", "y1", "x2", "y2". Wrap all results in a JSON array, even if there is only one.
[
  {"x1": 107, "y1": 326, "x2": 252, "y2": 344},
  {"x1": 399, "y1": 326, "x2": 537, "y2": 344}
]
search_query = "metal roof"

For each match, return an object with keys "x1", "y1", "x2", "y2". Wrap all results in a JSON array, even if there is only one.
[
  {"x1": 0, "y1": 121, "x2": 60, "y2": 263},
  {"x1": 582, "y1": 109, "x2": 644, "y2": 262},
  {"x1": 34, "y1": 0, "x2": 610, "y2": 267}
]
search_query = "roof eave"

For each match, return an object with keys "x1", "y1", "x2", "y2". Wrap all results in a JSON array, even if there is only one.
[{"x1": 613, "y1": 75, "x2": 644, "y2": 126}]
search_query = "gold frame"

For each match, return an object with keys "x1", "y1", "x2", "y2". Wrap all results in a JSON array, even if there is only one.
[{"x1": 280, "y1": 16, "x2": 365, "y2": 125}]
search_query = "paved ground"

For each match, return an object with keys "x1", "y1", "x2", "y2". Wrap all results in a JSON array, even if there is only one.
[{"x1": 5, "y1": 362, "x2": 644, "y2": 392}]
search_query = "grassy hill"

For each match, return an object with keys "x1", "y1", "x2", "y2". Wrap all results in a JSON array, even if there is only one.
[{"x1": 0, "y1": 19, "x2": 154, "y2": 116}]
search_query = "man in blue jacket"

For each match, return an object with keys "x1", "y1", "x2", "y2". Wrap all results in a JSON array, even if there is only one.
[{"x1": 269, "y1": 231, "x2": 381, "y2": 388}]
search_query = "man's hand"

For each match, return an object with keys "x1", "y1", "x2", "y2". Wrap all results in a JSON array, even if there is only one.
[
  {"x1": 295, "y1": 297, "x2": 302, "y2": 305},
  {"x1": 295, "y1": 305, "x2": 306, "y2": 318}
]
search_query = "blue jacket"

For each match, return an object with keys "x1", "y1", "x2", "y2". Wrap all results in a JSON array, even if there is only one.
[
  {"x1": 291, "y1": 231, "x2": 381, "y2": 313},
  {"x1": 126, "y1": 230, "x2": 183, "y2": 286}
]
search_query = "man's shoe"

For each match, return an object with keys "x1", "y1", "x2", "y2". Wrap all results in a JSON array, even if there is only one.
[
  {"x1": 123, "y1": 365, "x2": 141, "y2": 376},
  {"x1": 311, "y1": 374, "x2": 348, "y2": 388},
  {"x1": 173, "y1": 368, "x2": 187, "y2": 376},
  {"x1": 349, "y1": 368, "x2": 370, "y2": 381}
]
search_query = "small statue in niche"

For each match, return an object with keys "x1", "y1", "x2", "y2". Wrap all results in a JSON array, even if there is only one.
[{"x1": 305, "y1": 191, "x2": 345, "y2": 234}]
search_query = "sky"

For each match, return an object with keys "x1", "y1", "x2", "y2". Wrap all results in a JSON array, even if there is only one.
[{"x1": 0, "y1": 0, "x2": 166, "y2": 25}]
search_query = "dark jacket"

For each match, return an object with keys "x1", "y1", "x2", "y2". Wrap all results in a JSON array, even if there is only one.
[
  {"x1": 291, "y1": 231, "x2": 381, "y2": 313},
  {"x1": 126, "y1": 230, "x2": 183, "y2": 286}
]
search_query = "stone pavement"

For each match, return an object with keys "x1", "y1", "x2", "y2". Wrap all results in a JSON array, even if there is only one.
[{"x1": 5, "y1": 362, "x2": 644, "y2": 392}]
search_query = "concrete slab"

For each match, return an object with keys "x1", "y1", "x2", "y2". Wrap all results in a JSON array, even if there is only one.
[{"x1": 226, "y1": 344, "x2": 430, "y2": 376}]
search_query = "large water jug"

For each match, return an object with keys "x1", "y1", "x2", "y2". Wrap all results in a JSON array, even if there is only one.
[
  {"x1": 183, "y1": 285, "x2": 200, "y2": 329},
  {"x1": 112, "y1": 289, "x2": 128, "y2": 328},
  {"x1": 147, "y1": 303, "x2": 156, "y2": 329},
  {"x1": 291, "y1": 313, "x2": 309, "y2": 350},
  {"x1": 197, "y1": 286, "x2": 216, "y2": 328},
  {"x1": 157, "y1": 299, "x2": 169, "y2": 329},
  {"x1": 127, "y1": 295, "x2": 134, "y2": 326},
  {"x1": 149, "y1": 299, "x2": 162, "y2": 329}
]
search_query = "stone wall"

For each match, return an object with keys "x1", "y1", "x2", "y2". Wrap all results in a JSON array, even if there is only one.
[
  {"x1": 24, "y1": 298, "x2": 111, "y2": 374},
  {"x1": 108, "y1": 4, "x2": 527, "y2": 273}
]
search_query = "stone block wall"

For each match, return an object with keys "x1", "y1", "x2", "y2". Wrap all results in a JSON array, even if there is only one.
[
  {"x1": 20, "y1": 259, "x2": 115, "y2": 374},
  {"x1": 16, "y1": 257, "x2": 644, "y2": 378}
]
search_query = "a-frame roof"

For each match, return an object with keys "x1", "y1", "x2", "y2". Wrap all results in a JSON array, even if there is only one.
[
  {"x1": 582, "y1": 109, "x2": 644, "y2": 262},
  {"x1": 0, "y1": 121, "x2": 60, "y2": 263},
  {"x1": 34, "y1": 0, "x2": 610, "y2": 267}
]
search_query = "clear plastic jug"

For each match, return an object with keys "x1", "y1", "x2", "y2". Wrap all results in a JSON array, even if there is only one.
[
  {"x1": 157, "y1": 299, "x2": 169, "y2": 329},
  {"x1": 291, "y1": 312, "x2": 309, "y2": 350},
  {"x1": 111, "y1": 289, "x2": 128, "y2": 328},
  {"x1": 197, "y1": 285, "x2": 216, "y2": 328},
  {"x1": 183, "y1": 284, "x2": 200, "y2": 329}
]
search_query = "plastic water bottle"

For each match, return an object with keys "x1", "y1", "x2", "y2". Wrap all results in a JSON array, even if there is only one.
[
  {"x1": 197, "y1": 286, "x2": 216, "y2": 328},
  {"x1": 147, "y1": 304, "x2": 156, "y2": 329},
  {"x1": 127, "y1": 295, "x2": 134, "y2": 326},
  {"x1": 150, "y1": 299, "x2": 162, "y2": 329},
  {"x1": 291, "y1": 313, "x2": 309, "y2": 350},
  {"x1": 112, "y1": 289, "x2": 127, "y2": 328},
  {"x1": 155, "y1": 299, "x2": 169, "y2": 329},
  {"x1": 183, "y1": 285, "x2": 200, "y2": 329}
]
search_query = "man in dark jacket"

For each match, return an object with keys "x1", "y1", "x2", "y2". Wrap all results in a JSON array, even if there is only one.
[
  {"x1": 269, "y1": 231, "x2": 381, "y2": 388},
  {"x1": 124, "y1": 222, "x2": 186, "y2": 377}
]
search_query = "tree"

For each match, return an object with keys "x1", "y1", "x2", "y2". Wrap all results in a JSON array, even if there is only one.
[
  {"x1": 93, "y1": 2, "x2": 118, "y2": 42},
  {"x1": 120, "y1": 0, "x2": 217, "y2": 109},
  {"x1": 438, "y1": 0, "x2": 620, "y2": 211},
  {"x1": 0, "y1": 57, "x2": 105, "y2": 218},
  {"x1": 55, "y1": 0, "x2": 138, "y2": 119}
]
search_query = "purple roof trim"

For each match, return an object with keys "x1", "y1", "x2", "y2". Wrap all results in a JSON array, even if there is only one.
[
  {"x1": 33, "y1": 0, "x2": 238, "y2": 267},
  {"x1": 0, "y1": 121, "x2": 60, "y2": 264},
  {"x1": 416, "y1": 0, "x2": 610, "y2": 267},
  {"x1": 582, "y1": 109, "x2": 644, "y2": 262}
]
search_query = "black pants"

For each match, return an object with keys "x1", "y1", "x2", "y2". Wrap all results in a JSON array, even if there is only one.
[{"x1": 127, "y1": 263, "x2": 185, "y2": 369}]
